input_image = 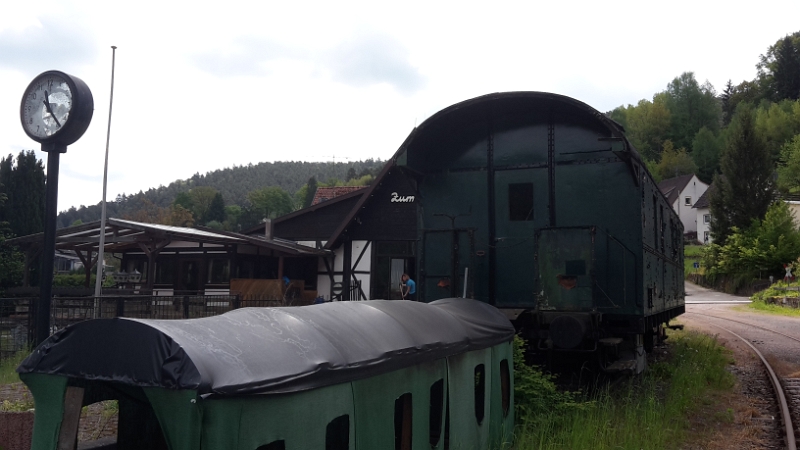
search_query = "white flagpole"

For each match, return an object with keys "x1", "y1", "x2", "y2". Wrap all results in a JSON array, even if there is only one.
[{"x1": 94, "y1": 46, "x2": 117, "y2": 315}]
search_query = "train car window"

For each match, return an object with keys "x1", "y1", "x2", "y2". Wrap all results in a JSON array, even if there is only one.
[
  {"x1": 394, "y1": 393, "x2": 413, "y2": 450},
  {"x1": 256, "y1": 441, "x2": 286, "y2": 450},
  {"x1": 508, "y1": 183, "x2": 534, "y2": 221},
  {"x1": 326, "y1": 415, "x2": 350, "y2": 450},
  {"x1": 474, "y1": 364, "x2": 486, "y2": 424},
  {"x1": 500, "y1": 359, "x2": 510, "y2": 417},
  {"x1": 429, "y1": 380, "x2": 444, "y2": 447}
]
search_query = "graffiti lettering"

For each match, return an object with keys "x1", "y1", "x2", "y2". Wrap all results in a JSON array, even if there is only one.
[{"x1": 391, "y1": 192, "x2": 415, "y2": 203}]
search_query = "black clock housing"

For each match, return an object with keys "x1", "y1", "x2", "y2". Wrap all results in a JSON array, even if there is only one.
[{"x1": 20, "y1": 70, "x2": 94, "y2": 150}]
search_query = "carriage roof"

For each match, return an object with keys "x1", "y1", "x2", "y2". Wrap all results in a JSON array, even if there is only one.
[{"x1": 18, "y1": 298, "x2": 514, "y2": 396}]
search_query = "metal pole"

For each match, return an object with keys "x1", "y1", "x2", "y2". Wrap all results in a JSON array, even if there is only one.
[
  {"x1": 37, "y1": 149, "x2": 61, "y2": 345},
  {"x1": 94, "y1": 46, "x2": 117, "y2": 314}
]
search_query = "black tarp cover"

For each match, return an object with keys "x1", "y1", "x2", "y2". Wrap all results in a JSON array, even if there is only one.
[{"x1": 18, "y1": 298, "x2": 514, "y2": 395}]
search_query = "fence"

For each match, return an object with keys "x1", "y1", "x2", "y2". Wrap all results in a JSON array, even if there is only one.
[{"x1": 0, "y1": 293, "x2": 314, "y2": 359}]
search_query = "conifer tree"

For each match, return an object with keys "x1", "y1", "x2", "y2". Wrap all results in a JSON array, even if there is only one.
[{"x1": 709, "y1": 104, "x2": 774, "y2": 243}]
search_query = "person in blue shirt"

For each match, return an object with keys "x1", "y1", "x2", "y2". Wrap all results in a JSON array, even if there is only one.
[{"x1": 401, "y1": 273, "x2": 416, "y2": 301}]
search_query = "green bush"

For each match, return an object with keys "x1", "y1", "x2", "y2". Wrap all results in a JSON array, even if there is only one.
[
  {"x1": 702, "y1": 201, "x2": 800, "y2": 277},
  {"x1": 513, "y1": 336, "x2": 584, "y2": 423}
]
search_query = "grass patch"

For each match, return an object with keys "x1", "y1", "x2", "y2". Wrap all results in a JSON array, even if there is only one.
[
  {"x1": 748, "y1": 280, "x2": 800, "y2": 317},
  {"x1": 684, "y1": 244, "x2": 704, "y2": 276},
  {"x1": 0, "y1": 350, "x2": 29, "y2": 385},
  {"x1": 513, "y1": 329, "x2": 735, "y2": 449}
]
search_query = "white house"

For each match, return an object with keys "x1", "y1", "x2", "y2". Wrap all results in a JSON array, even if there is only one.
[
  {"x1": 657, "y1": 174, "x2": 709, "y2": 235},
  {"x1": 692, "y1": 186, "x2": 713, "y2": 244}
]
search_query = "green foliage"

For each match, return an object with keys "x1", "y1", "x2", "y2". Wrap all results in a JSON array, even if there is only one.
[
  {"x1": 247, "y1": 186, "x2": 295, "y2": 221},
  {"x1": 644, "y1": 159, "x2": 661, "y2": 183},
  {"x1": 702, "y1": 202, "x2": 800, "y2": 277},
  {"x1": 691, "y1": 126, "x2": 723, "y2": 183},
  {"x1": 778, "y1": 134, "x2": 800, "y2": 191},
  {"x1": 654, "y1": 140, "x2": 697, "y2": 180},
  {"x1": 188, "y1": 186, "x2": 219, "y2": 223},
  {"x1": 624, "y1": 96, "x2": 671, "y2": 161},
  {"x1": 513, "y1": 336, "x2": 582, "y2": 423},
  {"x1": 515, "y1": 330, "x2": 735, "y2": 449},
  {"x1": 0, "y1": 151, "x2": 46, "y2": 237},
  {"x1": 0, "y1": 189, "x2": 23, "y2": 291},
  {"x1": 709, "y1": 104, "x2": 774, "y2": 243},
  {"x1": 758, "y1": 31, "x2": 800, "y2": 102},
  {"x1": 754, "y1": 99, "x2": 800, "y2": 162},
  {"x1": 662, "y1": 72, "x2": 722, "y2": 151},
  {"x1": 0, "y1": 349, "x2": 30, "y2": 385},
  {"x1": 56, "y1": 160, "x2": 385, "y2": 229},
  {"x1": 206, "y1": 192, "x2": 226, "y2": 223}
]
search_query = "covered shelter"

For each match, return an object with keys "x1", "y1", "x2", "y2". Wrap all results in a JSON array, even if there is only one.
[{"x1": 7, "y1": 218, "x2": 331, "y2": 297}]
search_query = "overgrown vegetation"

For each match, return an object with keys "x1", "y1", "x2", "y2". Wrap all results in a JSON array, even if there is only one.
[
  {"x1": 748, "y1": 280, "x2": 800, "y2": 316},
  {"x1": 513, "y1": 330, "x2": 735, "y2": 449},
  {"x1": 684, "y1": 244, "x2": 703, "y2": 276},
  {"x1": 701, "y1": 202, "x2": 800, "y2": 280},
  {"x1": 0, "y1": 350, "x2": 28, "y2": 385}
]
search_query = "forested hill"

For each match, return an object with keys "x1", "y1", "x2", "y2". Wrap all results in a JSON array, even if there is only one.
[{"x1": 56, "y1": 159, "x2": 385, "y2": 228}]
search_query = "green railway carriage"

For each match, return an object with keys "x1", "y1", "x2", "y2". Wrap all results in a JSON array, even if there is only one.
[
  {"x1": 393, "y1": 92, "x2": 684, "y2": 372},
  {"x1": 18, "y1": 299, "x2": 514, "y2": 450}
]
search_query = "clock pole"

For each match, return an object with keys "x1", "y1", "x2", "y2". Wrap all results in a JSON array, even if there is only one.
[
  {"x1": 37, "y1": 144, "x2": 66, "y2": 345},
  {"x1": 20, "y1": 70, "x2": 94, "y2": 346}
]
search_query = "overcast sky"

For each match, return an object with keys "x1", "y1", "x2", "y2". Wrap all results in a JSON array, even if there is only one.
[{"x1": 2, "y1": 0, "x2": 799, "y2": 212}]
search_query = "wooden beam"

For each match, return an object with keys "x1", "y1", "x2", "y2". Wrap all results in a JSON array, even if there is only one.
[{"x1": 56, "y1": 386, "x2": 84, "y2": 450}]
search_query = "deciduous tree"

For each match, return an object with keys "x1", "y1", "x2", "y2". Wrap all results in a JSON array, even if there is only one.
[
  {"x1": 655, "y1": 140, "x2": 697, "y2": 181},
  {"x1": 691, "y1": 127, "x2": 723, "y2": 183},
  {"x1": 662, "y1": 72, "x2": 722, "y2": 151}
]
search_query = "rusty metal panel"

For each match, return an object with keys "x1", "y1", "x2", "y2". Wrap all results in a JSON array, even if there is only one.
[{"x1": 536, "y1": 227, "x2": 595, "y2": 311}]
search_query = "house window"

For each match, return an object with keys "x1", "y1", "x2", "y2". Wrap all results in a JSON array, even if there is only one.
[
  {"x1": 508, "y1": 183, "x2": 534, "y2": 221},
  {"x1": 703, "y1": 214, "x2": 711, "y2": 224},
  {"x1": 684, "y1": 196, "x2": 692, "y2": 206}
]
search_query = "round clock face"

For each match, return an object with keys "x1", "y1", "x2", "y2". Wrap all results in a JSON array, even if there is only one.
[{"x1": 21, "y1": 73, "x2": 73, "y2": 140}]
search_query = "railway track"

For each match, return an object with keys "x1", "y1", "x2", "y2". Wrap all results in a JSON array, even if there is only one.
[{"x1": 685, "y1": 311, "x2": 799, "y2": 450}]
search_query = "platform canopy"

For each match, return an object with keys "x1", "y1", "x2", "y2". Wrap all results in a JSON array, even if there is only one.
[{"x1": 18, "y1": 298, "x2": 514, "y2": 396}]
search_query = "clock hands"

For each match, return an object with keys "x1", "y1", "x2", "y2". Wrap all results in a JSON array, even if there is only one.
[{"x1": 42, "y1": 90, "x2": 62, "y2": 128}]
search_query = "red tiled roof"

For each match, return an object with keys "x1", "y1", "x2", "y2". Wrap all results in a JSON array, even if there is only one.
[{"x1": 311, "y1": 186, "x2": 367, "y2": 205}]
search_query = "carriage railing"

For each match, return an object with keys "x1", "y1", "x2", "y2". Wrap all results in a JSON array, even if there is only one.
[{"x1": 0, "y1": 293, "x2": 310, "y2": 360}]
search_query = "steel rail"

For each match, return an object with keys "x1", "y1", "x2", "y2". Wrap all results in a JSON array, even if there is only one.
[
  {"x1": 686, "y1": 311, "x2": 800, "y2": 345},
  {"x1": 685, "y1": 313, "x2": 796, "y2": 450}
]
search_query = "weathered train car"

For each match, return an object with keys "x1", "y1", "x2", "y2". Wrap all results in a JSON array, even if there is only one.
[
  {"x1": 396, "y1": 92, "x2": 684, "y2": 372},
  {"x1": 18, "y1": 299, "x2": 514, "y2": 450}
]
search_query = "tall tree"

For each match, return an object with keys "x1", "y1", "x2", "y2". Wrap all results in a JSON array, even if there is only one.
[
  {"x1": 303, "y1": 177, "x2": 317, "y2": 208},
  {"x1": 654, "y1": 140, "x2": 697, "y2": 180},
  {"x1": 0, "y1": 151, "x2": 46, "y2": 237},
  {"x1": 758, "y1": 32, "x2": 800, "y2": 102},
  {"x1": 753, "y1": 99, "x2": 800, "y2": 162},
  {"x1": 0, "y1": 184, "x2": 23, "y2": 290},
  {"x1": 709, "y1": 104, "x2": 774, "y2": 243},
  {"x1": 188, "y1": 186, "x2": 218, "y2": 223},
  {"x1": 777, "y1": 135, "x2": 800, "y2": 192},
  {"x1": 662, "y1": 72, "x2": 722, "y2": 151},
  {"x1": 691, "y1": 126, "x2": 723, "y2": 183},
  {"x1": 206, "y1": 192, "x2": 226, "y2": 223},
  {"x1": 247, "y1": 187, "x2": 295, "y2": 220},
  {"x1": 624, "y1": 96, "x2": 671, "y2": 161}
]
